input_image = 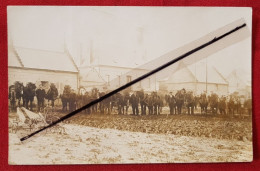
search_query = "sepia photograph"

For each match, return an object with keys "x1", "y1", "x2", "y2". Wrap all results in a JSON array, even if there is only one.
[{"x1": 8, "y1": 6, "x2": 252, "y2": 164}]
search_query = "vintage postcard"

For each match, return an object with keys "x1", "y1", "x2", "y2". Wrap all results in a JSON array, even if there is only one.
[{"x1": 8, "y1": 6, "x2": 252, "y2": 164}]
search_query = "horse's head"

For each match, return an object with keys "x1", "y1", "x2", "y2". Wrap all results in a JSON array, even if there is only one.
[
  {"x1": 14, "y1": 81, "x2": 24, "y2": 91},
  {"x1": 63, "y1": 85, "x2": 71, "y2": 94},
  {"x1": 27, "y1": 82, "x2": 36, "y2": 90}
]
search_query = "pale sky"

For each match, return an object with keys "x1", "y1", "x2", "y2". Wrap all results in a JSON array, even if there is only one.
[{"x1": 7, "y1": 6, "x2": 252, "y2": 79}]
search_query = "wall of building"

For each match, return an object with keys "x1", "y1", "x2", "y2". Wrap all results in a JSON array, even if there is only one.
[
  {"x1": 9, "y1": 67, "x2": 78, "y2": 94},
  {"x1": 80, "y1": 65, "x2": 158, "y2": 92},
  {"x1": 100, "y1": 66, "x2": 157, "y2": 92}
]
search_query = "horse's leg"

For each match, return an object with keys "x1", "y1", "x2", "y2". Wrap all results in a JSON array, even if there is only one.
[
  {"x1": 30, "y1": 99, "x2": 33, "y2": 111},
  {"x1": 64, "y1": 101, "x2": 67, "y2": 111},
  {"x1": 26, "y1": 99, "x2": 29, "y2": 109},
  {"x1": 52, "y1": 100, "x2": 55, "y2": 108},
  {"x1": 22, "y1": 97, "x2": 25, "y2": 107}
]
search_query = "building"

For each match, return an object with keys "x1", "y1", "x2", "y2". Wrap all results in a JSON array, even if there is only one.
[
  {"x1": 226, "y1": 69, "x2": 252, "y2": 98},
  {"x1": 159, "y1": 61, "x2": 229, "y2": 95},
  {"x1": 79, "y1": 64, "x2": 157, "y2": 92},
  {"x1": 8, "y1": 44, "x2": 79, "y2": 94}
]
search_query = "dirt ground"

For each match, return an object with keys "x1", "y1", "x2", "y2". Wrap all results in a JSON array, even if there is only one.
[{"x1": 9, "y1": 123, "x2": 253, "y2": 164}]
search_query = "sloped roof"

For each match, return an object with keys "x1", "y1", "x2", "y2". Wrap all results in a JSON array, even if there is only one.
[
  {"x1": 226, "y1": 69, "x2": 251, "y2": 87},
  {"x1": 165, "y1": 62, "x2": 228, "y2": 85},
  {"x1": 8, "y1": 46, "x2": 23, "y2": 67},
  {"x1": 81, "y1": 68, "x2": 106, "y2": 83},
  {"x1": 188, "y1": 65, "x2": 227, "y2": 84},
  {"x1": 8, "y1": 46, "x2": 78, "y2": 73}
]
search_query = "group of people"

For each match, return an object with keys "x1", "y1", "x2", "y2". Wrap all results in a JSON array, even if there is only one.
[
  {"x1": 9, "y1": 81, "x2": 252, "y2": 117},
  {"x1": 8, "y1": 81, "x2": 58, "y2": 112}
]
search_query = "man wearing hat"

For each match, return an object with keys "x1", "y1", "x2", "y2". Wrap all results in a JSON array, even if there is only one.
[
  {"x1": 9, "y1": 85, "x2": 16, "y2": 112},
  {"x1": 36, "y1": 85, "x2": 46, "y2": 112}
]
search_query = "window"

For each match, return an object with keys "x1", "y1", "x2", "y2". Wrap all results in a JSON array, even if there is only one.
[
  {"x1": 106, "y1": 75, "x2": 110, "y2": 85},
  {"x1": 126, "y1": 75, "x2": 132, "y2": 83},
  {"x1": 118, "y1": 75, "x2": 121, "y2": 86},
  {"x1": 139, "y1": 80, "x2": 142, "y2": 87}
]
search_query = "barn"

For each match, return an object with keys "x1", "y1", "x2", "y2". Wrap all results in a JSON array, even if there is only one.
[
  {"x1": 226, "y1": 69, "x2": 251, "y2": 98},
  {"x1": 79, "y1": 64, "x2": 157, "y2": 92},
  {"x1": 8, "y1": 44, "x2": 79, "y2": 94},
  {"x1": 159, "y1": 61, "x2": 229, "y2": 96}
]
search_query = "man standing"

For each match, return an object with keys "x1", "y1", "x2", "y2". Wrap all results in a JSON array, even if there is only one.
[
  {"x1": 130, "y1": 92, "x2": 139, "y2": 116},
  {"x1": 46, "y1": 83, "x2": 58, "y2": 108},
  {"x1": 36, "y1": 85, "x2": 46, "y2": 112},
  {"x1": 9, "y1": 86, "x2": 16, "y2": 112},
  {"x1": 169, "y1": 92, "x2": 176, "y2": 115},
  {"x1": 147, "y1": 94, "x2": 154, "y2": 115}
]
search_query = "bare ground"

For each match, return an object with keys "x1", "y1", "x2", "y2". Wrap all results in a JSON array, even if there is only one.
[{"x1": 9, "y1": 123, "x2": 253, "y2": 164}]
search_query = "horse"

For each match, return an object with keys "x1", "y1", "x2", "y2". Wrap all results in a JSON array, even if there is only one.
[
  {"x1": 116, "y1": 93, "x2": 124, "y2": 115},
  {"x1": 137, "y1": 90, "x2": 146, "y2": 115},
  {"x1": 227, "y1": 96, "x2": 236, "y2": 117},
  {"x1": 60, "y1": 85, "x2": 71, "y2": 112},
  {"x1": 110, "y1": 93, "x2": 118, "y2": 114},
  {"x1": 199, "y1": 93, "x2": 208, "y2": 114},
  {"x1": 175, "y1": 89, "x2": 186, "y2": 114},
  {"x1": 89, "y1": 88, "x2": 99, "y2": 113},
  {"x1": 102, "y1": 92, "x2": 112, "y2": 114},
  {"x1": 153, "y1": 94, "x2": 162, "y2": 115},
  {"x1": 244, "y1": 98, "x2": 252, "y2": 116},
  {"x1": 23, "y1": 82, "x2": 36, "y2": 110},
  {"x1": 14, "y1": 81, "x2": 24, "y2": 107},
  {"x1": 165, "y1": 93, "x2": 177, "y2": 115},
  {"x1": 46, "y1": 83, "x2": 58, "y2": 108},
  {"x1": 208, "y1": 93, "x2": 219, "y2": 115},
  {"x1": 234, "y1": 97, "x2": 242, "y2": 116},
  {"x1": 218, "y1": 96, "x2": 227, "y2": 115},
  {"x1": 185, "y1": 91, "x2": 196, "y2": 115},
  {"x1": 121, "y1": 91, "x2": 130, "y2": 115},
  {"x1": 69, "y1": 90, "x2": 77, "y2": 112},
  {"x1": 83, "y1": 91, "x2": 92, "y2": 114},
  {"x1": 9, "y1": 85, "x2": 16, "y2": 112},
  {"x1": 98, "y1": 92, "x2": 106, "y2": 114}
]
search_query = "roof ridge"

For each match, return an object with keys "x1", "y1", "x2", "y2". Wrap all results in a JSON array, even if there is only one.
[
  {"x1": 14, "y1": 46, "x2": 65, "y2": 54},
  {"x1": 186, "y1": 65, "x2": 198, "y2": 82},
  {"x1": 85, "y1": 67, "x2": 106, "y2": 83},
  {"x1": 11, "y1": 45, "x2": 78, "y2": 73},
  {"x1": 212, "y1": 66, "x2": 228, "y2": 84},
  {"x1": 11, "y1": 46, "x2": 24, "y2": 67},
  {"x1": 65, "y1": 47, "x2": 79, "y2": 72}
]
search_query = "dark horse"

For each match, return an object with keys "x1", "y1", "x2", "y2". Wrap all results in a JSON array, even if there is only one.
[
  {"x1": 98, "y1": 91, "x2": 106, "y2": 114},
  {"x1": 185, "y1": 91, "x2": 196, "y2": 115},
  {"x1": 165, "y1": 93, "x2": 177, "y2": 115},
  {"x1": 14, "y1": 81, "x2": 24, "y2": 107},
  {"x1": 244, "y1": 98, "x2": 252, "y2": 116},
  {"x1": 8, "y1": 85, "x2": 16, "y2": 112},
  {"x1": 121, "y1": 91, "x2": 131, "y2": 115},
  {"x1": 227, "y1": 96, "x2": 235, "y2": 117},
  {"x1": 60, "y1": 85, "x2": 71, "y2": 112},
  {"x1": 90, "y1": 88, "x2": 99, "y2": 113},
  {"x1": 208, "y1": 93, "x2": 219, "y2": 115},
  {"x1": 23, "y1": 82, "x2": 36, "y2": 110},
  {"x1": 199, "y1": 93, "x2": 208, "y2": 114},
  {"x1": 137, "y1": 90, "x2": 146, "y2": 115},
  {"x1": 46, "y1": 83, "x2": 58, "y2": 108},
  {"x1": 218, "y1": 96, "x2": 227, "y2": 115}
]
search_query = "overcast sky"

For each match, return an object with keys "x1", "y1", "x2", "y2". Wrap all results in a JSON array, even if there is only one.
[{"x1": 7, "y1": 6, "x2": 252, "y2": 79}]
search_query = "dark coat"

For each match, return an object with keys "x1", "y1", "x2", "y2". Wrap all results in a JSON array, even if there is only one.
[{"x1": 36, "y1": 89, "x2": 46, "y2": 101}]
